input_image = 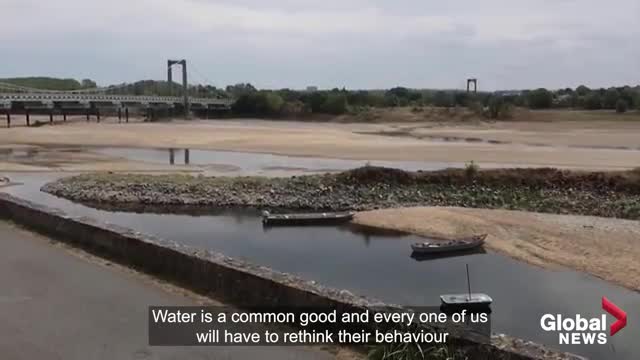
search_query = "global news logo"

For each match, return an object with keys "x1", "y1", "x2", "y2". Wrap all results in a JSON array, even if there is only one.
[{"x1": 540, "y1": 297, "x2": 627, "y2": 345}]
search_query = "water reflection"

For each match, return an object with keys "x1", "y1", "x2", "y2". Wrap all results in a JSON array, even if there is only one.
[{"x1": 411, "y1": 248, "x2": 488, "y2": 262}]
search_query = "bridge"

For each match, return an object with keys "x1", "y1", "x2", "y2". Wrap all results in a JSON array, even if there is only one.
[{"x1": 0, "y1": 59, "x2": 235, "y2": 127}]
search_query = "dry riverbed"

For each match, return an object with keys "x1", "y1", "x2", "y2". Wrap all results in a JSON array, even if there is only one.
[
  {"x1": 353, "y1": 207, "x2": 640, "y2": 292},
  {"x1": 2, "y1": 114, "x2": 640, "y2": 170}
]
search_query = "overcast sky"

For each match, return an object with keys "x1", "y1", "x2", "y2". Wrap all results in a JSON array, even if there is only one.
[{"x1": 1, "y1": 0, "x2": 638, "y2": 90}]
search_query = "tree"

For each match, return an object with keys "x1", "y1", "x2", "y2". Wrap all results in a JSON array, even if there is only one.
[
  {"x1": 307, "y1": 92, "x2": 328, "y2": 113},
  {"x1": 454, "y1": 92, "x2": 469, "y2": 106},
  {"x1": 619, "y1": 87, "x2": 636, "y2": 108},
  {"x1": 433, "y1": 91, "x2": 452, "y2": 107},
  {"x1": 576, "y1": 85, "x2": 590, "y2": 96},
  {"x1": 602, "y1": 88, "x2": 620, "y2": 109},
  {"x1": 616, "y1": 99, "x2": 628, "y2": 113},
  {"x1": 231, "y1": 91, "x2": 283, "y2": 116},
  {"x1": 386, "y1": 87, "x2": 410, "y2": 99},
  {"x1": 321, "y1": 93, "x2": 348, "y2": 114},
  {"x1": 225, "y1": 83, "x2": 256, "y2": 96},
  {"x1": 584, "y1": 93, "x2": 602, "y2": 110},
  {"x1": 527, "y1": 88, "x2": 553, "y2": 109},
  {"x1": 81, "y1": 79, "x2": 97, "y2": 89}
]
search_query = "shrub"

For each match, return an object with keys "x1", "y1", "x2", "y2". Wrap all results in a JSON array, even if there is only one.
[
  {"x1": 584, "y1": 93, "x2": 602, "y2": 110},
  {"x1": 465, "y1": 160, "x2": 479, "y2": 178},
  {"x1": 616, "y1": 99, "x2": 628, "y2": 113},
  {"x1": 232, "y1": 91, "x2": 284, "y2": 116},
  {"x1": 486, "y1": 96, "x2": 513, "y2": 119},
  {"x1": 603, "y1": 88, "x2": 620, "y2": 109},
  {"x1": 527, "y1": 88, "x2": 553, "y2": 109},
  {"x1": 321, "y1": 93, "x2": 349, "y2": 115}
]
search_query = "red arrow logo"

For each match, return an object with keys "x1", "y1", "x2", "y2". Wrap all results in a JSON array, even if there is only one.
[{"x1": 602, "y1": 297, "x2": 627, "y2": 336}]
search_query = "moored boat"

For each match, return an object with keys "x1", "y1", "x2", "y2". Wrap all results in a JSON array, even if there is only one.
[
  {"x1": 262, "y1": 211, "x2": 354, "y2": 226},
  {"x1": 440, "y1": 264, "x2": 492, "y2": 311},
  {"x1": 411, "y1": 234, "x2": 487, "y2": 254}
]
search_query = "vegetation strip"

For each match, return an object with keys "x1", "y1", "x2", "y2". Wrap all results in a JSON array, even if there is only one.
[{"x1": 43, "y1": 166, "x2": 640, "y2": 220}]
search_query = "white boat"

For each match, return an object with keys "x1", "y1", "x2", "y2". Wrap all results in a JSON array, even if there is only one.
[
  {"x1": 411, "y1": 234, "x2": 487, "y2": 254},
  {"x1": 440, "y1": 264, "x2": 492, "y2": 311},
  {"x1": 440, "y1": 293, "x2": 493, "y2": 307}
]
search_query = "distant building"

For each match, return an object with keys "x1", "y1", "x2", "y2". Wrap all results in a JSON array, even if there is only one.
[
  {"x1": 306, "y1": 86, "x2": 318, "y2": 92},
  {"x1": 494, "y1": 90, "x2": 522, "y2": 97}
]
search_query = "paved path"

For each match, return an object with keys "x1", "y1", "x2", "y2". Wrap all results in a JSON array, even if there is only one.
[{"x1": 0, "y1": 221, "x2": 334, "y2": 360}]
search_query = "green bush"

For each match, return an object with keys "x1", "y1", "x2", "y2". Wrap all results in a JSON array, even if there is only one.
[
  {"x1": 232, "y1": 91, "x2": 284, "y2": 116},
  {"x1": 465, "y1": 160, "x2": 479, "y2": 178},
  {"x1": 603, "y1": 88, "x2": 620, "y2": 109},
  {"x1": 486, "y1": 96, "x2": 513, "y2": 119},
  {"x1": 584, "y1": 93, "x2": 602, "y2": 110},
  {"x1": 527, "y1": 88, "x2": 553, "y2": 109},
  {"x1": 616, "y1": 99, "x2": 628, "y2": 113},
  {"x1": 321, "y1": 93, "x2": 349, "y2": 115}
]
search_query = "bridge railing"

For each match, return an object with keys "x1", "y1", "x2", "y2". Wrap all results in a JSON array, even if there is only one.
[{"x1": 0, "y1": 93, "x2": 233, "y2": 105}]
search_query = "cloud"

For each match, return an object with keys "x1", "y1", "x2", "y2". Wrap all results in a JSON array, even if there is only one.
[{"x1": 1, "y1": 0, "x2": 638, "y2": 89}]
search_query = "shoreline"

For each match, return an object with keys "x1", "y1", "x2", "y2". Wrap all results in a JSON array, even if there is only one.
[{"x1": 353, "y1": 207, "x2": 640, "y2": 293}]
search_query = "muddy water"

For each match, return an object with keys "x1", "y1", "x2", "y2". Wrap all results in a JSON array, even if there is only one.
[{"x1": 3, "y1": 173, "x2": 639, "y2": 359}]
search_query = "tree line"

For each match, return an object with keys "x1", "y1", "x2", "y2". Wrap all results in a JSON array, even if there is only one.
[
  {"x1": 2, "y1": 77, "x2": 639, "y2": 116},
  {"x1": 230, "y1": 84, "x2": 640, "y2": 117}
]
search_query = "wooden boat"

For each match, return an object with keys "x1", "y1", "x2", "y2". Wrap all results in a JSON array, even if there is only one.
[
  {"x1": 440, "y1": 264, "x2": 492, "y2": 311},
  {"x1": 262, "y1": 211, "x2": 354, "y2": 226},
  {"x1": 411, "y1": 234, "x2": 487, "y2": 254}
]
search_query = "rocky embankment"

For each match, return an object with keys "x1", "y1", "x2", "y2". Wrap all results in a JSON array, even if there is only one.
[{"x1": 42, "y1": 166, "x2": 640, "y2": 219}]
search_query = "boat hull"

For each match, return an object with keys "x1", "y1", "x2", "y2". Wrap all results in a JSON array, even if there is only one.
[
  {"x1": 411, "y1": 235, "x2": 486, "y2": 254},
  {"x1": 440, "y1": 293, "x2": 493, "y2": 311},
  {"x1": 262, "y1": 212, "x2": 354, "y2": 226}
]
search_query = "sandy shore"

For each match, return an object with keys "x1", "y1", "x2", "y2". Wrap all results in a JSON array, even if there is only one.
[
  {"x1": 354, "y1": 207, "x2": 640, "y2": 291},
  {"x1": 1, "y1": 115, "x2": 640, "y2": 170}
]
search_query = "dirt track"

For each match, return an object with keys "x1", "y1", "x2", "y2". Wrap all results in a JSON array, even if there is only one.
[{"x1": 354, "y1": 207, "x2": 640, "y2": 291}]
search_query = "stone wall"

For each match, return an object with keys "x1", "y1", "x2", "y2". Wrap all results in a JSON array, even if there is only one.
[{"x1": 0, "y1": 193, "x2": 582, "y2": 360}]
